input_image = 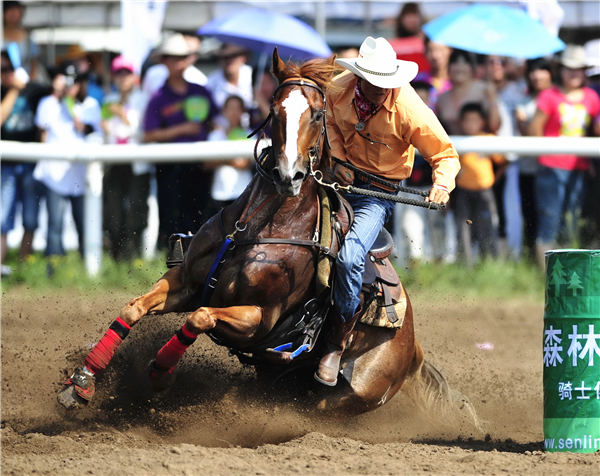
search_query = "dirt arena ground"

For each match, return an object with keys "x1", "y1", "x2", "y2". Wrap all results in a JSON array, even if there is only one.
[{"x1": 2, "y1": 287, "x2": 599, "y2": 475}]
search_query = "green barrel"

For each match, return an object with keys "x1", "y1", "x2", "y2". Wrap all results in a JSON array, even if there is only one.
[{"x1": 543, "y1": 249, "x2": 600, "y2": 452}]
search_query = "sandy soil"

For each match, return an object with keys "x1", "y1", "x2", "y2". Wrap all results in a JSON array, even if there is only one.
[{"x1": 2, "y1": 287, "x2": 599, "y2": 475}]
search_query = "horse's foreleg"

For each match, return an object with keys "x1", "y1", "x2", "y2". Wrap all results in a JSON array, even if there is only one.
[
  {"x1": 149, "y1": 305, "x2": 263, "y2": 390},
  {"x1": 120, "y1": 266, "x2": 188, "y2": 324},
  {"x1": 58, "y1": 267, "x2": 186, "y2": 409}
]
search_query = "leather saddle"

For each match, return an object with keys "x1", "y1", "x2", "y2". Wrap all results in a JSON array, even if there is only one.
[
  {"x1": 324, "y1": 190, "x2": 402, "y2": 325},
  {"x1": 361, "y1": 227, "x2": 402, "y2": 324}
]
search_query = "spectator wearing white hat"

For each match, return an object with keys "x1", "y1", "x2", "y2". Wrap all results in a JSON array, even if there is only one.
[
  {"x1": 529, "y1": 45, "x2": 600, "y2": 267},
  {"x1": 141, "y1": 32, "x2": 207, "y2": 100},
  {"x1": 143, "y1": 33, "x2": 218, "y2": 249}
]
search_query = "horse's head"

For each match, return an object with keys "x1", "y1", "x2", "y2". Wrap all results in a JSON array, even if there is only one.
[{"x1": 268, "y1": 48, "x2": 336, "y2": 197}]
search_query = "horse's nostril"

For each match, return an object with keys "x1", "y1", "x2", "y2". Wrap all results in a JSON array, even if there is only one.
[
  {"x1": 293, "y1": 171, "x2": 305, "y2": 182},
  {"x1": 272, "y1": 167, "x2": 282, "y2": 182}
]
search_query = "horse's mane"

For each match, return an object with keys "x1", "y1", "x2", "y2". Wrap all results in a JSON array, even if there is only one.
[{"x1": 276, "y1": 57, "x2": 337, "y2": 91}]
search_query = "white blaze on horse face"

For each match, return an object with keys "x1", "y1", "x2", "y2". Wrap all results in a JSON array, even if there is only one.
[{"x1": 281, "y1": 89, "x2": 309, "y2": 176}]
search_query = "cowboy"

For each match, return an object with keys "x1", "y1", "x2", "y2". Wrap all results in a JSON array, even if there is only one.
[{"x1": 315, "y1": 36, "x2": 460, "y2": 386}]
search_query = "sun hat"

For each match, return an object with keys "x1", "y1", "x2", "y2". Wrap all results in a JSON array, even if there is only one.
[
  {"x1": 111, "y1": 55, "x2": 135, "y2": 74},
  {"x1": 158, "y1": 33, "x2": 196, "y2": 57},
  {"x1": 559, "y1": 44, "x2": 590, "y2": 69},
  {"x1": 336, "y1": 36, "x2": 418, "y2": 89}
]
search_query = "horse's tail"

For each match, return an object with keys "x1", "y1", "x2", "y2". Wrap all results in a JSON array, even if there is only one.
[{"x1": 403, "y1": 342, "x2": 484, "y2": 434}]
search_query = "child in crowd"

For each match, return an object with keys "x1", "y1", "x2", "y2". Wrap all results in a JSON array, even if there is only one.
[
  {"x1": 207, "y1": 94, "x2": 253, "y2": 210},
  {"x1": 454, "y1": 102, "x2": 505, "y2": 264}
]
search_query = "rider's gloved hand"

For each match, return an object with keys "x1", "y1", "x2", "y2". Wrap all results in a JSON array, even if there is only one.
[{"x1": 333, "y1": 162, "x2": 354, "y2": 185}]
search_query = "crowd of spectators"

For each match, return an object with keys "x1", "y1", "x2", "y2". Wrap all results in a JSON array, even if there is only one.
[{"x1": 1, "y1": 0, "x2": 599, "y2": 277}]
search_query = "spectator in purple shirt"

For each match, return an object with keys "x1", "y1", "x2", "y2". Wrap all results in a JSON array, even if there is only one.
[{"x1": 143, "y1": 33, "x2": 218, "y2": 249}]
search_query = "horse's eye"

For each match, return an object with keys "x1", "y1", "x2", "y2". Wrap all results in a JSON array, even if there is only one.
[{"x1": 314, "y1": 111, "x2": 323, "y2": 122}]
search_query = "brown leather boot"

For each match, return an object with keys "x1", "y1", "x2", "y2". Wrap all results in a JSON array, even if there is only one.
[{"x1": 314, "y1": 309, "x2": 361, "y2": 386}]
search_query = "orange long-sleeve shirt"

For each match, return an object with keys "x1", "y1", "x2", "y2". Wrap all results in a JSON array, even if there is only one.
[{"x1": 326, "y1": 71, "x2": 460, "y2": 191}]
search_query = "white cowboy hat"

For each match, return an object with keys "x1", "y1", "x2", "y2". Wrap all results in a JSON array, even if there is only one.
[
  {"x1": 559, "y1": 44, "x2": 590, "y2": 70},
  {"x1": 336, "y1": 36, "x2": 418, "y2": 89},
  {"x1": 158, "y1": 33, "x2": 196, "y2": 57}
]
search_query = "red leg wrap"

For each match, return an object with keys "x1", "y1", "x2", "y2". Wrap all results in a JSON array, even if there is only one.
[
  {"x1": 84, "y1": 317, "x2": 131, "y2": 375},
  {"x1": 154, "y1": 325, "x2": 197, "y2": 371}
]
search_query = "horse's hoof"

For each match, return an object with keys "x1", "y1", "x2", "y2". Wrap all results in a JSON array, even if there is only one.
[
  {"x1": 57, "y1": 368, "x2": 96, "y2": 409},
  {"x1": 57, "y1": 384, "x2": 88, "y2": 409},
  {"x1": 148, "y1": 360, "x2": 176, "y2": 392}
]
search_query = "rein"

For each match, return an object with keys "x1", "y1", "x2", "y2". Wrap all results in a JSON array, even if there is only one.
[{"x1": 329, "y1": 157, "x2": 446, "y2": 211}]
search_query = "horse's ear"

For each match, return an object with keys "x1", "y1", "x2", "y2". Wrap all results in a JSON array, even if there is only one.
[{"x1": 272, "y1": 47, "x2": 286, "y2": 82}]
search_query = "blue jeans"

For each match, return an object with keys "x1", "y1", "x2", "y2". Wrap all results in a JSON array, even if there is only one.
[
  {"x1": 45, "y1": 187, "x2": 84, "y2": 256},
  {"x1": 333, "y1": 183, "x2": 396, "y2": 320},
  {"x1": 535, "y1": 166, "x2": 585, "y2": 245},
  {"x1": 1, "y1": 162, "x2": 43, "y2": 233}
]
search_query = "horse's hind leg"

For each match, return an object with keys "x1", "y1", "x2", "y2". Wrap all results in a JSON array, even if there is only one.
[
  {"x1": 149, "y1": 305, "x2": 263, "y2": 391},
  {"x1": 58, "y1": 266, "x2": 188, "y2": 409}
]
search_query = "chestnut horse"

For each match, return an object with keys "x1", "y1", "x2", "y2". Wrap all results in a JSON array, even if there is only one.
[{"x1": 58, "y1": 50, "x2": 480, "y2": 425}]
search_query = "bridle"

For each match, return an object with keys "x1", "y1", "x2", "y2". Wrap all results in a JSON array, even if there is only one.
[{"x1": 249, "y1": 78, "x2": 329, "y2": 187}]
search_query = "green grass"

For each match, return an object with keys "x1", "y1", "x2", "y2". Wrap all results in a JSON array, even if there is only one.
[
  {"x1": 396, "y1": 258, "x2": 545, "y2": 299},
  {"x1": 1, "y1": 250, "x2": 167, "y2": 294},
  {"x1": 2, "y1": 249, "x2": 545, "y2": 299}
]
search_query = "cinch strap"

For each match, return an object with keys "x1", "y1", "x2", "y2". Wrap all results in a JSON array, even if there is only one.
[{"x1": 199, "y1": 237, "x2": 234, "y2": 306}]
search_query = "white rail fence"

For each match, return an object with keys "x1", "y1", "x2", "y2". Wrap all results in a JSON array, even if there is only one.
[{"x1": 3, "y1": 136, "x2": 600, "y2": 275}]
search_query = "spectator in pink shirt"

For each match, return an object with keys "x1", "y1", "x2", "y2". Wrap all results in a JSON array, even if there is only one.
[{"x1": 529, "y1": 45, "x2": 600, "y2": 267}]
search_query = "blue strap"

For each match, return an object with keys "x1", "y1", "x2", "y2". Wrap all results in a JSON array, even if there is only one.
[
  {"x1": 270, "y1": 342, "x2": 311, "y2": 360},
  {"x1": 200, "y1": 237, "x2": 233, "y2": 306},
  {"x1": 273, "y1": 342, "x2": 293, "y2": 352},
  {"x1": 289, "y1": 344, "x2": 311, "y2": 360}
]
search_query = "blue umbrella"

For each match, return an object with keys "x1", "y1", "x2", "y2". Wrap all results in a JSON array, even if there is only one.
[
  {"x1": 198, "y1": 8, "x2": 331, "y2": 61},
  {"x1": 423, "y1": 4, "x2": 565, "y2": 59}
]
